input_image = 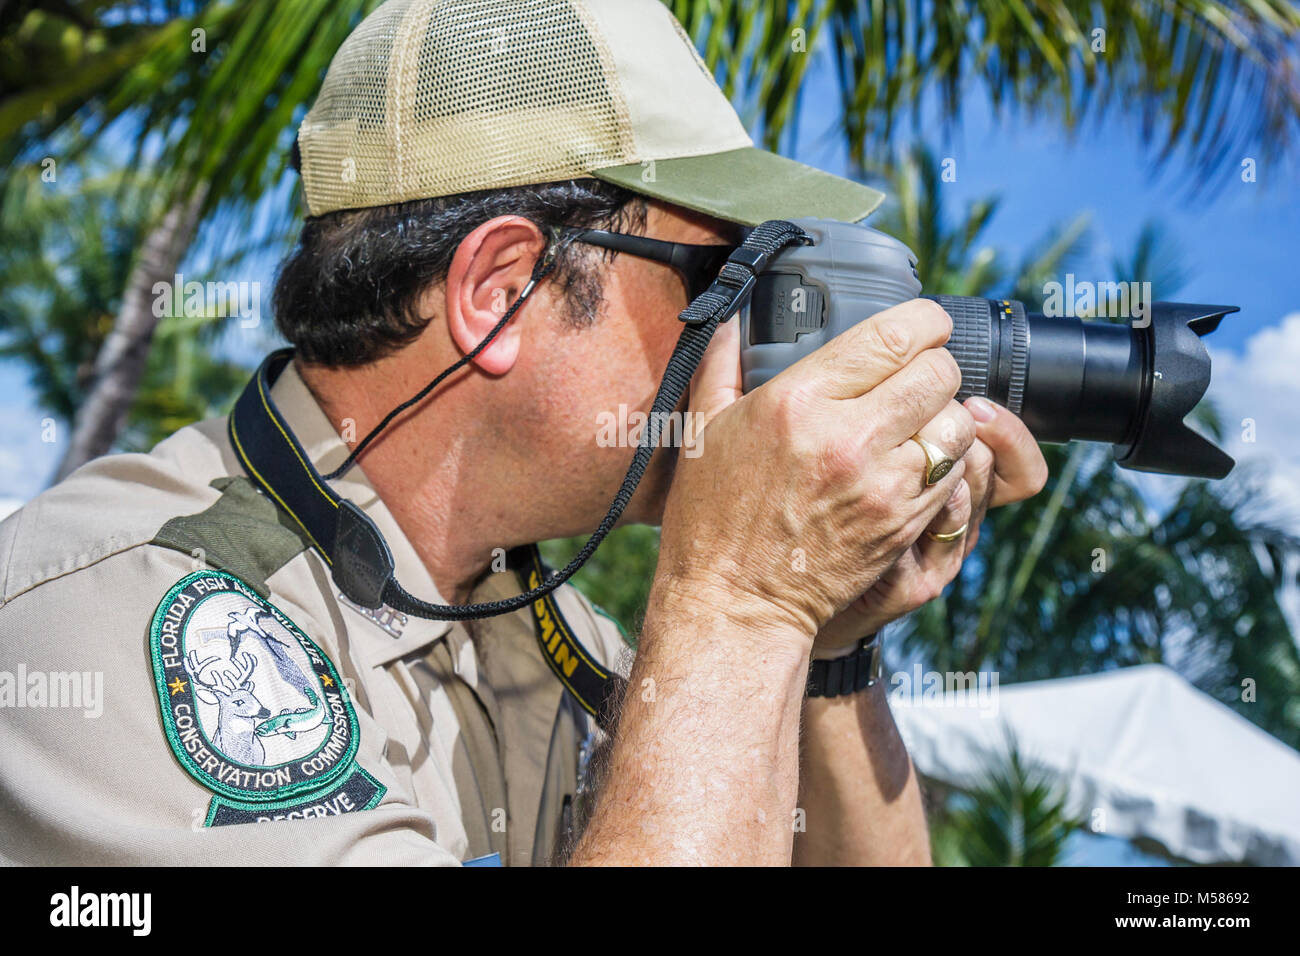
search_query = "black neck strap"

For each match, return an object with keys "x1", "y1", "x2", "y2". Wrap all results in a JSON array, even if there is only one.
[
  {"x1": 227, "y1": 219, "x2": 808, "y2": 726},
  {"x1": 509, "y1": 544, "x2": 624, "y2": 728}
]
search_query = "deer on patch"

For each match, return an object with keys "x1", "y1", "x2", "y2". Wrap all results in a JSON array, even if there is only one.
[{"x1": 185, "y1": 650, "x2": 272, "y2": 766}]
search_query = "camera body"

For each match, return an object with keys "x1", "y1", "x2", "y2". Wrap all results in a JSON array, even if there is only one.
[
  {"x1": 738, "y1": 218, "x2": 1236, "y2": 479},
  {"x1": 740, "y1": 219, "x2": 921, "y2": 392}
]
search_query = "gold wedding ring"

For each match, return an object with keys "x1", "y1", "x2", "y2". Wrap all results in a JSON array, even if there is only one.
[
  {"x1": 925, "y1": 523, "x2": 969, "y2": 543},
  {"x1": 910, "y1": 434, "x2": 956, "y2": 486}
]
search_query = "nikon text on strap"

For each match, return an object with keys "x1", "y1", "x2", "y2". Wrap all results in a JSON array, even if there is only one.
[
  {"x1": 511, "y1": 546, "x2": 624, "y2": 727},
  {"x1": 227, "y1": 220, "x2": 809, "y2": 724}
]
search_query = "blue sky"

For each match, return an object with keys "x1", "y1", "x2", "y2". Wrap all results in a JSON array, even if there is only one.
[{"x1": 781, "y1": 58, "x2": 1300, "y2": 355}]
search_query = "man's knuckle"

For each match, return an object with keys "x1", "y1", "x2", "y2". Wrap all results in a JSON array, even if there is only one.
[
  {"x1": 949, "y1": 478, "x2": 974, "y2": 514},
  {"x1": 819, "y1": 433, "x2": 868, "y2": 481},
  {"x1": 934, "y1": 349, "x2": 963, "y2": 394},
  {"x1": 898, "y1": 513, "x2": 928, "y2": 550},
  {"x1": 855, "y1": 485, "x2": 888, "y2": 523},
  {"x1": 951, "y1": 503, "x2": 974, "y2": 533},
  {"x1": 883, "y1": 522, "x2": 912, "y2": 556},
  {"x1": 869, "y1": 316, "x2": 914, "y2": 362},
  {"x1": 952, "y1": 408, "x2": 978, "y2": 454},
  {"x1": 921, "y1": 574, "x2": 949, "y2": 605},
  {"x1": 914, "y1": 350, "x2": 959, "y2": 400},
  {"x1": 968, "y1": 438, "x2": 995, "y2": 476}
]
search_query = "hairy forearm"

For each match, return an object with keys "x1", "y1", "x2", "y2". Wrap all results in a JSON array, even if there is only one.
[
  {"x1": 570, "y1": 584, "x2": 810, "y2": 866},
  {"x1": 792, "y1": 683, "x2": 931, "y2": 865}
]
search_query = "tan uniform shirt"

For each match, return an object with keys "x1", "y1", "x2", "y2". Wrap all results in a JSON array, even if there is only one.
[{"x1": 0, "y1": 363, "x2": 632, "y2": 866}]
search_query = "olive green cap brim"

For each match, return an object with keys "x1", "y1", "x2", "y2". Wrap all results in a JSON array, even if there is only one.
[{"x1": 590, "y1": 146, "x2": 884, "y2": 227}]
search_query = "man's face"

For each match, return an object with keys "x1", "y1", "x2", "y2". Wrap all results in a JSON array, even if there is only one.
[{"x1": 502, "y1": 201, "x2": 741, "y2": 535}]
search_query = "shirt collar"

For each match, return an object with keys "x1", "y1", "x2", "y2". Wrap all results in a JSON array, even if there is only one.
[{"x1": 268, "y1": 360, "x2": 452, "y2": 666}]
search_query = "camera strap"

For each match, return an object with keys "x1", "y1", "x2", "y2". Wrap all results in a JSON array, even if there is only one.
[{"x1": 228, "y1": 220, "x2": 806, "y2": 725}]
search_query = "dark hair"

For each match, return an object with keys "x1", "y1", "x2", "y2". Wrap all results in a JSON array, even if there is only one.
[{"x1": 273, "y1": 179, "x2": 647, "y2": 367}]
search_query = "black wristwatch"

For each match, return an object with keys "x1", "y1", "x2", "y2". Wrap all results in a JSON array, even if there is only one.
[{"x1": 806, "y1": 632, "x2": 882, "y2": 698}]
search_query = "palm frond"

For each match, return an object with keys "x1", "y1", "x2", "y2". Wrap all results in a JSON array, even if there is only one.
[
  {"x1": 929, "y1": 732, "x2": 1082, "y2": 866},
  {"x1": 684, "y1": 1, "x2": 1300, "y2": 184}
]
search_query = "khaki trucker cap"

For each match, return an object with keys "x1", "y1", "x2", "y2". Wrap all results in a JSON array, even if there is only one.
[{"x1": 297, "y1": 0, "x2": 884, "y2": 226}]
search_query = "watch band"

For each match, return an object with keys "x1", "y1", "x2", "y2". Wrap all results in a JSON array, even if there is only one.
[{"x1": 806, "y1": 632, "x2": 882, "y2": 698}]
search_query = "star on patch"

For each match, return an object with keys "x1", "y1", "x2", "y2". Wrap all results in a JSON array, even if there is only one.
[
  {"x1": 320, "y1": 674, "x2": 334, "y2": 688},
  {"x1": 168, "y1": 677, "x2": 188, "y2": 696}
]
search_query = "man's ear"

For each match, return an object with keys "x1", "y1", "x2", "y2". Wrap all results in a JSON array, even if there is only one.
[{"x1": 444, "y1": 216, "x2": 549, "y2": 375}]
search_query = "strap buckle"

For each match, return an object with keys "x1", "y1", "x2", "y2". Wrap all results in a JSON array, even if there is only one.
[{"x1": 679, "y1": 220, "x2": 809, "y2": 326}]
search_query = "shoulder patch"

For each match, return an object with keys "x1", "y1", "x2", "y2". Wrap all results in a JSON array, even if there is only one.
[
  {"x1": 151, "y1": 476, "x2": 310, "y2": 597},
  {"x1": 149, "y1": 570, "x2": 384, "y2": 826}
]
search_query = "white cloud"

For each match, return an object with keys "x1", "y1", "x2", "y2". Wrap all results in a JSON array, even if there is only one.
[
  {"x1": 1208, "y1": 312, "x2": 1300, "y2": 528},
  {"x1": 1207, "y1": 312, "x2": 1300, "y2": 634}
]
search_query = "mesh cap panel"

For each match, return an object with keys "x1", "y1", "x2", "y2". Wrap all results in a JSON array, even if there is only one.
[
  {"x1": 299, "y1": 0, "x2": 635, "y2": 216},
  {"x1": 296, "y1": 0, "x2": 883, "y2": 226}
]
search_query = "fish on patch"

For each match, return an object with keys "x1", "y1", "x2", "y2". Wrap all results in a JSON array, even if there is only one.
[{"x1": 255, "y1": 685, "x2": 331, "y2": 741}]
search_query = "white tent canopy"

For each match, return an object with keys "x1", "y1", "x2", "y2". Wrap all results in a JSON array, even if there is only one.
[{"x1": 891, "y1": 663, "x2": 1300, "y2": 865}]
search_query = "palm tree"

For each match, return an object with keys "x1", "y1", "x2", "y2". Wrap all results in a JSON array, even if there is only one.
[
  {"x1": 670, "y1": 1, "x2": 1300, "y2": 178},
  {"x1": 927, "y1": 735, "x2": 1083, "y2": 867},
  {"x1": 3, "y1": 1, "x2": 1299, "y2": 465},
  {"x1": 0, "y1": 158, "x2": 248, "y2": 460},
  {"x1": 2, "y1": 1, "x2": 379, "y2": 474}
]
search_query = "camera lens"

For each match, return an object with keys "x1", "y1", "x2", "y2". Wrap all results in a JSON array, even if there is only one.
[{"x1": 926, "y1": 295, "x2": 1235, "y2": 479}]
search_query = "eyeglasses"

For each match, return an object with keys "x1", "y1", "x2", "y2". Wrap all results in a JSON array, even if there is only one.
[{"x1": 558, "y1": 228, "x2": 736, "y2": 302}]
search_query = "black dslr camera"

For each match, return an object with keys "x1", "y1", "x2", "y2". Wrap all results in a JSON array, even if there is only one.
[{"x1": 738, "y1": 218, "x2": 1235, "y2": 479}]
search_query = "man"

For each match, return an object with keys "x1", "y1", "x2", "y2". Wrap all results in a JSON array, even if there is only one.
[{"x1": 0, "y1": 0, "x2": 1045, "y2": 865}]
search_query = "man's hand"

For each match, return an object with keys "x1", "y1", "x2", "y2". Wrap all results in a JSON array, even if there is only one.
[
  {"x1": 814, "y1": 394, "x2": 1049, "y2": 653},
  {"x1": 788, "y1": 360, "x2": 1048, "y2": 870},
  {"x1": 576, "y1": 298, "x2": 1006, "y2": 866},
  {"x1": 658, "y1": 297, "x2": 974, "y2": 644},
  {"x1": 574, "y1": 298, "x2": 979, "y2": 865}
]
